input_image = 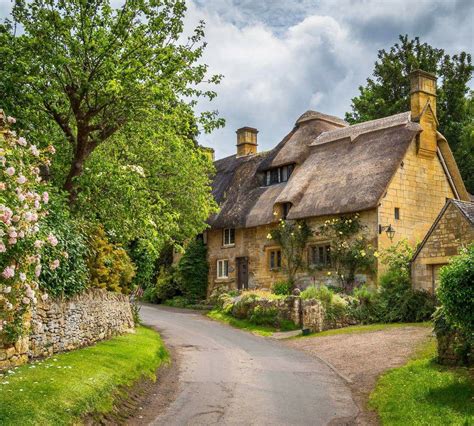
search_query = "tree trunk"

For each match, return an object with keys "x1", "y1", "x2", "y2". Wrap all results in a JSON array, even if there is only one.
[{"x1": 63, "y1": 131, "x2": 89, "y2": 204}]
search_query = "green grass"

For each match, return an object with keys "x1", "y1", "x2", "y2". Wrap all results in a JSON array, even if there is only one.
[
  {"x1": 293, "y1": 322, "x2": 432, "y2": 339},
  {"x1": 370, "y1": 338, "x2": 474, "y2": 425},
  {"x1": 207, "y1": 310, "x2": 297, "y2": 336},
  {"x1": 0, "y1": 326, "x2": 168, "y2": 425}
]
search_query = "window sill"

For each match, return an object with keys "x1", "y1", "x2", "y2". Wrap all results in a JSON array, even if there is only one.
[
  {"x1": 269, "y1": 268, "x2": 282, "y2": 272},
  {"x1": 222, "y1": 244, "x2": 235, "y2": 249},
  {"x1": 215, "y1": 277, "x2": 234, "y2": 283}
]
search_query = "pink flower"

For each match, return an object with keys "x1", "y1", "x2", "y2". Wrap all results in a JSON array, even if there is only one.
[
  {"x1": 17, "y1": 137, "x2": 27, "y2": 146},
  {"x1": 30, "y1": 145, "x2": 40, "y2": 157},
  {"x1": 17, "y1": 175, "x2": 27, "y2": 184},
  {"x1": 7, "y1": 116, "x2": 16, "y2": 124},
  {"x1": 41, "y1": 293, "x2": 49, "y2": 302},
  {"x1": 42, "y1": 192, "x2": 49, "y2": 204},
  {"x1": 5, "y1": 167, "x2": 15, "y2": 176},
  {"x1": 8, "y1": 238, "x2": 17, "y2": 245},
  {"x1": 47, "y1": 233, "x2": 58, "y2": 247},
  {"x1": 2, "y1": 265, "x2": 15, "y2": 279},
  {"x1": 0, "y1": 242, "x2": 5, "y2": 253},
  {"x1": 22, "y1": 297, "x2": 30, "y2": 305},
  {"x1": 0, "y1": 182, "x2": 6, "y2": 190},
  {"x1": 34, "y1": 240, "x2": 43, "y2": 249},
  {"x1": 50, "y1": 259, "x2": 60, "y2": 270},
  {"x1": 47, "y1": 145, "x2": 56, "y2": 154},
  {"x1": 35, "y1": 264, "x2": 42, "y2": 277},
  {"x1": 8, "y1": 229, "x2": 17, "y2": 238},
  {"x1": 19, "y1": 272, "x2": 27, "y2": 282},
  {"x1": 12, "y1": 215, "x2": 20, "y2": 222}
]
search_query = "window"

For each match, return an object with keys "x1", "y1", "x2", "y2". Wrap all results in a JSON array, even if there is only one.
[
  {"x1": 265, "y1": 164, "x2": 294, "y2": 186},
  {"x1": 394, "y1": 207, "x2": 400, "y2": 220},
  {"x1": 310, "y1": 244, "x2": 331, "y2": 267},
  {"x1": 217, "y1": 259, "x2": 229, "y2": 278},
  {"x1": 223, "y1": 228, "x2": 235, "y2": 246},
  {"x1": 269, "y1": 249, "x2": 282, "y2": 270}
]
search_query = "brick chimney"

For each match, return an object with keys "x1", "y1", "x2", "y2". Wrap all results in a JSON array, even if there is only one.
[
  {"x1": 236, "y1": 127, "x2": 258, "y2": 157},
  {"x1": 410, "y1": 69, "x2": 438, "y2": 158}
]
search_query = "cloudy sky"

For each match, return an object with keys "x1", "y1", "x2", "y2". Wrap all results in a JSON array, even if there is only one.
[{"x1": 1, "y1": 0, "x2": 473, "y2": 158}]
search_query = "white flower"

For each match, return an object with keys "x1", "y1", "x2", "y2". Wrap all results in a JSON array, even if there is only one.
[
  {"x1": 7, "y1": 116, "x2": 16, "y2": 124},
  {"x1": 17, "y1": 137, "x2": 27, "y2": 146},
  {"x1": 30, "y1": 145, "x2": 40, "y2": 157}
]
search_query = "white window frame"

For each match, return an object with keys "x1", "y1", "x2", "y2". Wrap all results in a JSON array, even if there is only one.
[
  {"x1": 223, "y1": 228, "x2": 235, "y2": 246},
  {"x1": 217, "y1": 259, "x2": 229, "y2": 279}
]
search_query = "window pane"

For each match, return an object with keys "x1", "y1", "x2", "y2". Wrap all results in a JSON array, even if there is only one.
[
  {"x1": 218, "y1": 261, "x2": 222, "y2": 277},
  {"x1": 288, "y1": 164, "x2": 294, "y2": 177},
  {"x1": 277, "y1": 251, "x2": 282, "y2": 267},
  {"x1": 266, "y1": 171, "x2": 271, "y2": 186},
  {"x1": 270, "y1": 251, "x2": 275, "y2": 269},
  {"x1": 224, "y1": 260, "x2": 228, "y2": 277},
  {"x1": 282, "y1": 166, "x2": 288, "y2": 182},
  {"x1": 270, "y1": 169, "x2": 279, "y2": 184},
  {"x1": 230, "y1": 228, "x2": 235, "y2": 244},
  {"x1": 326, "y1": 246, "x2": 331, "y2": 266}
]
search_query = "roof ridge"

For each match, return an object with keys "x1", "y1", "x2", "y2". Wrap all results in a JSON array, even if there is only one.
[{"x1": 311, "y1": 111, "x2": 412, "y2": 147}]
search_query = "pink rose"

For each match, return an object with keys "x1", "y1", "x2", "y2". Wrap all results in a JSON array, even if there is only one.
[
  {"x1": 30, "y1": 145, "x2": 40, "y2": 157},
  {"x1": 7, "y1": 116, "x2": 16, "y2": 124},
  {"x1": 0, "y1": 182, "x2": 6, "y2": 190},
  {"x1": 5, "y1": 167, "x2": 15, "y2": 176},
  {"x1": 8, "y1": 238, "x2": 17, "y2": 245},
  {"x1": 47, "y1": 145, "x2": 56, "y2": 154},
  {"x1": 22, "y1": 297, "x2": 30, "y2": 305},
  {"x1": 34, "y1": 240, "x2": 43, "y2": 249},
  {"x1": 17, "y1": 175, "x2": 27, "y2": 184},
  {"x1": 19, "y1": 272, "x2": 27, "y2": 282},
  {"x1": 47, "y1": 233, "x2": 58, "y2": 247},
  {"x1": 0, "y1": 242, "x2": 6, "y2": 253},
  {"x1": 2, "y1": 265, "x2": 15, "y2": 279},
  {"x1": 50, "y1": 259, "x2": 60, "y2": 270},
  {"x1": 42, "y1": 192, "x2": 49, "y2": 204},
  {"x1": 17, "y1": 137, "x2": 27, "y2": 146},
  {"x1": 35, "y1": 264, "x2": 42, "y2": 277}
]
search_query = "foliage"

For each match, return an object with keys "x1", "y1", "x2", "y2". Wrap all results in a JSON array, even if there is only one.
[
  {"x1": 300, "y1": 285, "x2": 349, "y2": 322},
  {"x1": 176, "y1": 238, "x2": 208, "y2": 303},
  {"x1": 0, "y1": 115, "x2": 59, "y2": 342},
  {"x1": 318, "y1": 214, "x2": 377, "y2": 290},
  {"x1": 38, "y1": 191, "x2": 89, "y2": 298},
  {"x1": 377, "y1": 269, "x2": 436, "y2": 323},
  {"x1": 369, "y1": 338, "x2": 473, "y2": 425},
  {"x1": 75, "y1": 116, "x2": 218, "y2": 245},
  {"x1": 380, "y1": 239, "x2": 413, "y2": 276},
  {"x1": 87, "y1": 226, "x2": 136, "y2": 294},
  {"x1": 437, "y1": 244, "x2": 474, "y2": 334},
  {"x1": 348, "y1": 285, "x2": 380, "y2": 324},
  {"x1": 0, "y1": 0, "x2": 224, "y2": 199},
  {"x1": 272, "y1": 280, "x2": 292, "y2": 296},
  {"x1": 128, "y1": 239, "x2": 159, "y2": 290},
  {"x1": 248, "y1": 305, "x2": 279, "y2": 327},
  {"x1": 163, "y1": 295, "x2": 190, "y2": 308},
  {"x1": 0, "y1": 327, "x2": 168, "y2": 425},
  {"x1": 207, "y1": 310, "x2": 277, "y2": 337},
  {"x1": 268, "y1": 219, "x2": 312, "y2": 286},
  {"x1": 346, "y1": 35, "x2": 473, "y2": 192},
  {"x1": 454, "y1": 93, "x2": 474, "y2": 193}
]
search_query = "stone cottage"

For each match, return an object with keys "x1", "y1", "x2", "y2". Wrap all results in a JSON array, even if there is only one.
[
  {"x1": 205, "y1": 70, "x2": 470, "y2": 294},
  {"x1": 411, "y1": 199, "x2": 474, "y2": 293}
]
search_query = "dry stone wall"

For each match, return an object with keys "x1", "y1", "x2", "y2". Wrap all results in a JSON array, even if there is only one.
[{"x1": 0, "y1": 289, "x2": 134, "y2": 370}]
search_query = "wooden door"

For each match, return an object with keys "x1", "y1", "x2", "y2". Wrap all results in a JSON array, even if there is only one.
[{"x1": 236, "y1": 257, "x2": 249, "y2": 290}]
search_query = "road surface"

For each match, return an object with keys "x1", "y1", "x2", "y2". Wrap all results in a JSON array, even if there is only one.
[{"x1": 140, "y1": 304, "x2": 358, "y2": 425}]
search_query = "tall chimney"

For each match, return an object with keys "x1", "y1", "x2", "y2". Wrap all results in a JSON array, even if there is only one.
[
  {"x1": 236, "y1": 127, "x2": 258, "y2": 157},
  {"x1": 410, "y1": 69, "x2": 438, "y2": 158}
]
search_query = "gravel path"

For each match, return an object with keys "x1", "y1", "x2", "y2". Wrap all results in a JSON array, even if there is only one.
[{"x1": 285, "y1": 326, "x2": 432, "y2": 425}]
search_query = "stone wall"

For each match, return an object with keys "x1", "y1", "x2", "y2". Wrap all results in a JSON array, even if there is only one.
[
  {"x1": 411, "y1": 202, "x2": 474, "y2": 293},
  {"x1": 207, "y1": 210, "x2": 378, "y2": 295},
  {"x1": 0, "y1": 289, "x2": 134, "y2": 370},
  {"x1": 378, "y1": 139, "x2": 455, "y2": 276}
]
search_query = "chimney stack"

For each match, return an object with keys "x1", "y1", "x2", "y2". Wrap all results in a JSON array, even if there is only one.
[
  {"x1": 236, "y1": 127, "x2": 258, "y2": 157},
  {"x1": 410, "y1": 69, "x2": 438, "y2": 158}
]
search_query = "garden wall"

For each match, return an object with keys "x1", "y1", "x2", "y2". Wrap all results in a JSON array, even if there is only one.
[{"x1": 0, "y1": 289, "x2": 134, "y2": 370}]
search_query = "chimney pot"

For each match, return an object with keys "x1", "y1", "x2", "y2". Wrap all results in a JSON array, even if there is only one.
[{"x1": 236, "y1": 127, "x2": 258, "y2": 157}]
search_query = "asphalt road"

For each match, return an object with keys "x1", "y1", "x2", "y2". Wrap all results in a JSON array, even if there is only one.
[{"x1": 140, "y1": 304, "x2": 358, "y2": 426}]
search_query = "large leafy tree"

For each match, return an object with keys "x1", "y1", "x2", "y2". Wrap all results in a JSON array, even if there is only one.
[
  {"x1": 0, "y1": 0, "x2": 223, "y2": 200},
  {"x1": 346, "y1": 35, "x2": 473, "y2": 191}
]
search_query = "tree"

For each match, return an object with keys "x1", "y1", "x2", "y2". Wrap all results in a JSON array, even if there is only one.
[
  {"x1": 0, "y1": 0, "x2": 223, "y2": 201},
  {"x1": 268, "y1": 220, "x2": 312, "y2": 287},
  {"x1": 346, "y1": 35, "x2": 473, "y2": 192},
  {"x1": 454, "y1": 93, "x2": 474, "y2": 193}
]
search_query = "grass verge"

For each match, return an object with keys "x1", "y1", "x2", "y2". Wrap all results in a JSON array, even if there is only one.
[
  {"x1": 207, "y1": 310, "x2": 297, "y2": 336},
  {"x1": 369, "y1": 337, "x2": 473, "y2": 425},
  {"x1": 293, "y1": 322, "x2": 432, "y2": 339},
  {"x1": 0, "y1": 326, "x2": 168, "y2": 425}
]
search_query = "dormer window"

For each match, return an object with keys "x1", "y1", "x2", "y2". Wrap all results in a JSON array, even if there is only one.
[{"x1": 265, "y1": 164, "x2": 294, "y2": 186}]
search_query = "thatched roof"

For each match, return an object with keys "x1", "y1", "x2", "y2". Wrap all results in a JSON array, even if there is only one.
[{"x1": 209, "y1": 110, "x2": 423, "y2": 229}]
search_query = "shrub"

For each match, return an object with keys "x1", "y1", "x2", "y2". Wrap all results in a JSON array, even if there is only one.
[
  {"x1": 378, "y1": 270, "x2": 436, "y2": 322},
  {"x1": 155, "y1": 267, "x2": 179, "y2": 302},
  {"x1": 163, "y1": 296, "x2": 189, "y2": 308},
  {"x1": 39, "y1": 193, "x2": 89, "y2": 298},
  {"x1": 88, "y1": 226, "x2": 136, "y2": 294},
  {"x1": 349, "y1": 285, "x2": 381, "y2": 323},
  {"x1": 129, "y1": 238, "x2": 159, "y2": 290},
  {"x1": 300, "y1": 285, "x2": 333, "y2": 304},
  {"x1": 437, "y1": 244, "x2": 474, "y2": 334},
  {"x1": 249, "y1": 305, "x2": 279, "y2": 326},
  {"x1": 272, "y1": 280, "x2": 292, "y2": 296},
  {"x1": 176, "y1": 238, "x2": 208, "y2": 303},
  {"x1": 300, "y1": 285, "x2": 349, "y2": 321}
]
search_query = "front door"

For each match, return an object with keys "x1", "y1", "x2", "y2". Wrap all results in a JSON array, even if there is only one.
[{"x1": 236, "y1": 257, "x2": 249, "y2": 290}]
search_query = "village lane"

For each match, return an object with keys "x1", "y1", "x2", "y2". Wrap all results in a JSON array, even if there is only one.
[{"x1": 140, "y1": 304, "x2": 358, "y2": 426}]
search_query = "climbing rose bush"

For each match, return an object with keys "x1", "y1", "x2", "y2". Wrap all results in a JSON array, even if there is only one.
[{"x1": 0, "y1": 114, "x2": 59, "y2": 343}]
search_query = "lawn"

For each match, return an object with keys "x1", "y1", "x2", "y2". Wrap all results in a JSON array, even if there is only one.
[
  {"x1": 370, "y1": 338, "x2": 473, "y2": 425},
  {"x1": 207, "y1": 310, "x2": 297, "y2": 336},
  {"x1": 0, "y1": 326, "x2": 168, "y2": 425},
  {"x1": 294, "y1": 322, "x2": 432, "y2": 339}
]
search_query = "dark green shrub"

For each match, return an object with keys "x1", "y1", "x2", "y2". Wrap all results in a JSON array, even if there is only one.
[
  {"x1": 378, "y1": 270, "x2": 436, "y2": 322},
  {"x1": 176, "y1": 239, "x2": 208, "y2": 302},
  {"x1": 232, "y1": 293, "x2": 258, "y2": 319},
  {"x1": 129, "y1": 239, "x2": 159, "y2": 290},
  {"x1": 163, "y1": 296, "x2": 189, "y2": 308},
  {"x1": 437, "y1": 244, "x2": 474, "y2": 333},
  {"x1": 39, "y1": 193, "x2": 90, "y2": 298},
  {"x1": 349, "y1": 285, "x2": 381, "y2": 323},
  {"x1": 300, "y1": 285, "x2": 349, "y2": 321},
  {"x1": 272, "y1": 280, "x2": 292, "y2": 296}
]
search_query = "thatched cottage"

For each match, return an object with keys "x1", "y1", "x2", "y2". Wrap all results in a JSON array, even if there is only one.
[
  {"x1": 205, "y1": 70, "x2": 470, "y2": 294},
  {"x1": 411, "y1": 199, "x2": 474, "y2": 293}
]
